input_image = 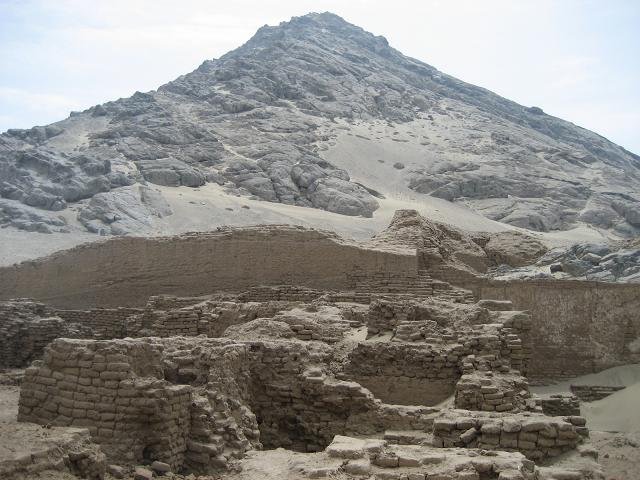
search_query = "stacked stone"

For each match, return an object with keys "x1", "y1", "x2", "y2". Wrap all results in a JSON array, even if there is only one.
[
  {"x1": 348, "y1": 270, "x2": 437, "y2": 296},
  {"x1": 238, "y1": 285, "x2": 326, "y2": 302},
  {"x1": 455, "y1": 369, "x2": 532, "y2": 412},
  {"x1": 55, "y1": 307, "x2": 143, "y2": 339},
  {"x1": 537, "y1": 394, "x2": 580, "y2": 416},
  {"x1": 1, "y1": 316, "x2": 69, "y2": 367},
  {"x1": 157, "y1": 338, "x2": 262, "y2": 472},
  {"x1": 498, "y1": 310, "x2": 532, "y2": 375},
  {"x1": 146, "y1": 295, "x2": 204, "y2": 310},
  {"x1": 367, "y1": 299, "x2": 415, "y2": 336},
  {"x1": 393, "y1": 320, "x2": 441, "y2": 342},
  {"x1": 367, "y1": 298, "x2": 480, "y2": 338},
  {"x1": 348, "y1": 342, "x2": 463, "y2": 381},
  {"x1": 0, "y1": 300, "x2": 93, "y2": 368},
  {"x1": 200, "y1": 301, "x2": 290, "y2": 338},
  {"x1": 243, "y1": 341, "x2": 395, "y2": 452},
  {"x1": 570, "y1": 385, "x2": 625, "y2": 402},
  {"x1": 257, "y1": 371, "x2": 378, "y2": 451},
  {"x1": 350, "y1": 404, "x2": 436, "y2": 436},
  {"x1": 351, "y1": 325, "x2": 519, "y2": 380},
  {"x1": 185, "y1": 392, "x2": 258, "y2": 472},
  {"x1": 326, "y1": 436, "x2": 536, "y2": 480},
  {"x1": 153, "y1": 309, "x2": 200, "y2": 337},
  {"x1": 0, "y1": 298, "x2": 54, "y2": 316},
  {"x1": 431, "y1": 280, "x2": 477, "y2": 303},
  {"x1": 269, "y1": 313, "x2": 352, "y2": 344},
  {"x1": 323, "y1": 291, "x2": 373, "y2": 304},
  {"x1": 0, "y1": 426, "x2": 106, "y2": 480},
  {"x1": 432, "y1": 411, "x2": 588, "y2": 460},
  {"x1": 18, "y1": 339, "x2": 194, "y2": 469},
  {"x1": 345, "y1": 342, "x2": 464, "y2": 405}
]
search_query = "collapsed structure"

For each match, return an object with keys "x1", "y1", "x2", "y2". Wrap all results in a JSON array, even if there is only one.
[{"x1": 1, "y1": 210, "x2": 638, "y2": 479}]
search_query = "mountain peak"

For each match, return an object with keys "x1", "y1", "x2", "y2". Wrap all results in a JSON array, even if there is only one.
[
  {"x1": 234, "y1": 11, "x2": 390, "y2": 58},
  {"x1": 1, "y1": 12, "x2": 639, "y2": 245}
]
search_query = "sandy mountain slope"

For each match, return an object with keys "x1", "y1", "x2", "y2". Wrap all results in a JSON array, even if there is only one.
[{"x1": 1, "y1": 12, "x2": 639, "y2": 263}]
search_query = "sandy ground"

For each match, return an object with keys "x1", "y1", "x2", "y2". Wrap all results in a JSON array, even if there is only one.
[
  {"x1": 531, "y1": 364, "x2": 640, "y2": 433},
  {"x1": 589, "y1": 431, "x2": 640, "y2": 480}
]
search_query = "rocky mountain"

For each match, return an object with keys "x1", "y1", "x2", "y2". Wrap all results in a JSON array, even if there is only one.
[{"x1": 1, "y1": 12, "x2": 639, "y2": 243}]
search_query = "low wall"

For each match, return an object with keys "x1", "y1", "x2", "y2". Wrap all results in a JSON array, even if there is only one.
[
  {"x1": 55, "y1": 308, "x2": 144, "y2": 339},
  {"x1": 433, "y1": 411, "x2": 587, "y2": 460},
  {"x1": 474, "y1": 280, "x2": 640, "y2": 383},
  {"x1": 344, "y1": 321, "x2": 524, "y2": 406},
  {"x1": 0, "y1": 226, "x2": 416, "y2": 309},
  {"x1": 537, "y1": 394, "x2": 580, "y2": 416},
  {"x1": 570, "y1": 385, "x2": 625, "y2": 402}
]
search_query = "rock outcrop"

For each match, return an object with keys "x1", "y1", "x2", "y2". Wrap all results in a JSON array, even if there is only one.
[{"x1": 1, "y1": 12, "x2": 638, "y2": 240}]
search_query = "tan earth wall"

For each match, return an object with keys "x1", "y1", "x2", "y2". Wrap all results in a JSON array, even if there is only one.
[
  {"x1": 474, "y1": 280, "x2": 640, "y2": 382},
  {"x1": 0, "y1": 226, "x2": 416, "y2": 309}
]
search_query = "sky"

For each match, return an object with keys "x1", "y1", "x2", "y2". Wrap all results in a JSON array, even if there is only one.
[{"x1": 1, "y1": 0, "x2": 639, "y2": 154}]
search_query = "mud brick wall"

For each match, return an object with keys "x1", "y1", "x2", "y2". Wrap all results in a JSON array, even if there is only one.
[
  {"x1": 433, "y1": 411, "x2": 588, "y2": 460},
  {"x1": 159, "y1": 338, "x2": 261, "y2": 472},
  {"x1": 149, "y1": 310, "x2": 200, "y2": 337},
  {"x1": 570, "y1": 385, "x2": 625, "y2": 402},
  {"x1": 55, "y1": 308, "x2": 143, "y2": 339},
  {"x1": 497, "y1": 311, "x2": 532, "y2": 376},
  {"x1": 344, "y1": 343, "x2": 464, "y2": 406},
  {"x1": 1, "y1": 316, "x2": 71, "y2": 367},
  {"x1": 455, "y1": 371, "x2": 531, "y2": 412},
  {"x1": 0, "y1": 300, "x2": 93, "y2": 368},
  {"x1": 18, "y1": 339, "x2": 193, "y2": 469},
  {"x1": 537, "y1": 394, "x2": 580, "y2": 416},
  {"x1": 200, "y1": 301, "x2": 291, "y2": 338},
  {"x1": 475, "y1": 279, "x2": 640, "y2": 382},
  {"x1": 146, "y1": 295, "x2": 206, "y2": 311},
  {"x1": 366, "y1": 298, "x2": 488, "y2": 337},
  {"x1": 0, "y1": 427, "x2": 106, "y2": 480},
  {"x1": 346, "y1": 322, "x2": 525, "y2": 406},
  {"x1": 0, "y1": 299, "x2": 54, "y2": 316},
  {"x1": 0, "y1": 226, "x2": 416, "y2": 308},
  {"x1": 17, "y1": 337, "x2": 259, "y2": 473},
  {"x1": 347, "y1": 270, "x2": 434, "y2": 296},
  {"x1": 237, "y1": 285, "x2": 326, "y2": 303},
  {"x1": 244, "y1": 341, "x2": 393, "y2": 452}
]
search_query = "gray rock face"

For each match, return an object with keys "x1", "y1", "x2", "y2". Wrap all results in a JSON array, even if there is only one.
[
  {"x1": 77, "y1": 185, "x2": 172, "y2": 235},
  {"x1": 0, "y1": 12, "x2": 638, "y2": 236},
  {"x1": 493, "y1": 240, "x2": 640, "y2": 283}
]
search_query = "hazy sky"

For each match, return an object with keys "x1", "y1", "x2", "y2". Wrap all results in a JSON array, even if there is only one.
[{"x1": 1, "y1": 0, "x2": 639, "y2": 153}]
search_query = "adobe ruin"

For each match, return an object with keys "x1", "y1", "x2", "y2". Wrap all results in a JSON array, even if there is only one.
[{"x1": 0, "y1": 210, "x2": 638, "y2": 479}]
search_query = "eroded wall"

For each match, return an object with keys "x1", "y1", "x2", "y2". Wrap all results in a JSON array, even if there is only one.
[
  {"x1": 475, "y1": 280, "x2": 640, "y2": 382},
  {"x1": 0, "y1": 226, "x2": 416, "y2": 308}
]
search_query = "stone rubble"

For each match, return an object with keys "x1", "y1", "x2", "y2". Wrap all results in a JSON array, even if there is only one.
[{"x1": 0, "y1": 215, "x2": 633, "y2": 479}]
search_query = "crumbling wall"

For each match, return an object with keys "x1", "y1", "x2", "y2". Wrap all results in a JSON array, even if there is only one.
[
  {"x1": 55, "y1": 307, "x2": 143, "y2": 339},
  {"x1": 344, "y1": 343, "x2": 464, "y2": 406},
  {"x1": 18, "y1": 339, "x2": 193, "y2": 469},
  {"x1": 537, "y1": 394, "x2": 580, "y2": 416},
  {"x1": 570, "y1": 384, "x2": 626, "y2": 402},
  {"x1": 17, "y1": 336, "x2": 437, "y2": 469},
  {"x1": 0, "y1": 226, "x2": 416, "y2": 308},
  {"x1": 245, "y1": 341, "x2": 377, "y2": 451},
  {"x1": 475, "y1": 280, "x2": 640, "y2": 382},
  {"x1": 433, "y1": 411, "x2": 588, "y2": 460},
  {"x1": 455, "y1": 370, "x2": 531, "y2": 412},
  {"x1": 0, "y1": 300, "x2": 93, "y2": 368},
  {"x1": 17, "y1": 337, "x2": 265, "y2": 473},
  {"x1": 0, "y1": 426, "x2": 106, "y2": 480},
  {"x1": 347, "y1": 316, "x2": 530, "y2": 406}
]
